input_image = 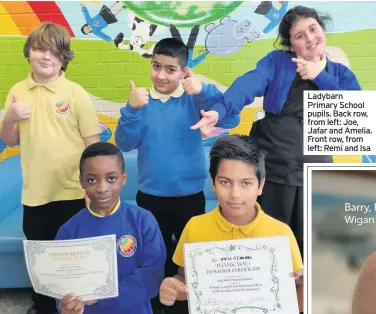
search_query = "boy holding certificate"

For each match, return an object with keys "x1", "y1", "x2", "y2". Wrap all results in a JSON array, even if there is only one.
[
  {"x1": 56, "y1": 142, "x2": 166, "y2": 314},
  {"x1": 159, "y1": 135, "x2": 304, "y2": 312}
]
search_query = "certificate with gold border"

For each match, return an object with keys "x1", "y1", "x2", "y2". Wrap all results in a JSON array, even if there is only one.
[
  {"x1": 184, "y1": 236, "x2": 299, "y2": 314},
  {"x1": 23, "y1": 235, "x2": 118, "y2": 301}
]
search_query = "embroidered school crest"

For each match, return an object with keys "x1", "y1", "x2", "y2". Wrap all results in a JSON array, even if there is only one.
[
  {"x1": 55, "y1": 101, "x2": 70, "y2": 114},
  {"x1": 117, "y1": 235, "x2": 137, "y2": 257}
]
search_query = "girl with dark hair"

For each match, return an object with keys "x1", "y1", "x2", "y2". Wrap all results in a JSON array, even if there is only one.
[{"x1": 193, "y1": 5, "x2": 361, "y2": 259}]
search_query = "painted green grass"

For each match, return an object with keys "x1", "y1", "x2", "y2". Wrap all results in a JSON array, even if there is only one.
[{"x1": 1, "y1": 28, "x2": 375, "y2": 109}]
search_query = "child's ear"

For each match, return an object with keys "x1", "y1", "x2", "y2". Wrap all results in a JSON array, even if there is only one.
[
  {"x1": 257, "y1": 177, "x2": 265, "y2": 196},
  {"x1": 122, "y1": 172, "x2": 127, "y2": 186},
  {"x1": 181, "y1": 66, "x2": 189, "y2": 79},
  {"x1": 79, "y1": 175, "x2": 84, "y2": 189}
]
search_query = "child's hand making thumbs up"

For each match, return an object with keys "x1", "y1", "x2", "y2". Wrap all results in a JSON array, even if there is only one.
[
  {"x1": 181, "y1": 68, "x2": 202, "y2": 95},
  {"x1": 7, "y1": 95, "x2": 31, "y2": 122},
  {"x1": 128, "y1": 81, "x2": 149, "y2": 109}
]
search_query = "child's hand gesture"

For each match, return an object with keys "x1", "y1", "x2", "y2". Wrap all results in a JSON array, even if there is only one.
[
  {"x1": 190, "y1": 110, "x2": 219, "y2": 137},
  {"x1": 182, "y1": 68, "x2": 202, "y2": 95},
  {"x1": 292, "y1": 58, "x2": 323, "y2": 80},
  {"x1": 128, "y1": 81, "x2": 149, "y2": 109},
  {"x1": 291, "y1": 268, "x2": 304, "y2": 311},
  {"x1": 59, "y1": 293, "x2": 85, "y2": 314},
  {"x1": 6, "y1": 95, "x2": 31, "y2": 123},
  {"x1": 290, "y1": 268, "x2": 304, "y2": 286},
  {"x1": 160, "y1": 277, "x2": 187, "y2": 306}
]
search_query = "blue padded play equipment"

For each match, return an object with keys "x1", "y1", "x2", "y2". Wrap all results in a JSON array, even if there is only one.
[{"x1": 0, "y1": 146, "x2": 218, "y2": 288}]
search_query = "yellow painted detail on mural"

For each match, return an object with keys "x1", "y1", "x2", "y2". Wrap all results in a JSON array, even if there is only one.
[
  {"x1": 241, "y1": 107, "x2": 259, "y2": 122},
  {"x1": 0, "y1": 3, "x2": 21, "y2": 35},
  {"x1": 0, "y1": 151, "x2": 6, "y2": 162},
  {"x1": 97, "y1": 113, "x2": 112, "y2": 124},
  {"x1": 5, "y1": 147, "x2": 20, "y2": 158},
  {"x1": 110, "y1": 116, "x2": 120, "y2": 124},
  {"x1": 107, "y1": 124, "x2": 117, "y2": 134},
  {"x1": 229, "y1": 123, "x2": 249, "y2": 136},
  {"x1": 1, "y1": 2, "x2": 41, "y2": 36}
]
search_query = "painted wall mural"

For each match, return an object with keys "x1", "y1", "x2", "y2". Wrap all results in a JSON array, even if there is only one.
[{"x1": 0, "y1": 1, "x2": 376, "y2": 164}]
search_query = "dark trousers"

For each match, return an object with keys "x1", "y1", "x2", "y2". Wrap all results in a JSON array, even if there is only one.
[
  {"x1": 136, "y1": 190, "x2": 206, "y2": 314},
  {"x1": 23, "y1": 198, "x2": 86, "y2": 314},
  {"x1": 257, "y1": 181, "x2": 304, "y2": 259}
]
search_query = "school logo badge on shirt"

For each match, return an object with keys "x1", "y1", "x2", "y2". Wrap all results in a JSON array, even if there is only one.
[
  {"x1": 117, "y1": 235, "x2": 137, "y2": 257},
  {"x1": 55, "y1": 101, "x2": 70, "y2": 114}
]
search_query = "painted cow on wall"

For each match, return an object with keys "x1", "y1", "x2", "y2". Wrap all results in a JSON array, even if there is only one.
[{"x1": 115, "y1": 16, "x2": 158, "y2": 58}]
